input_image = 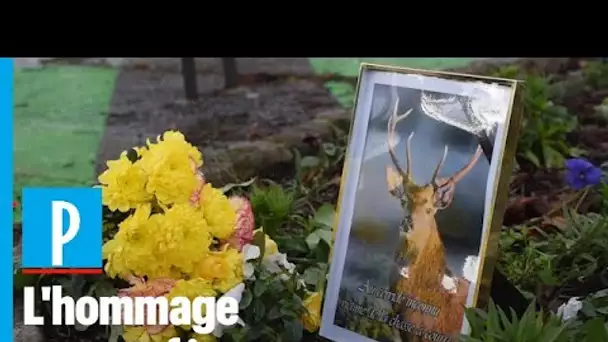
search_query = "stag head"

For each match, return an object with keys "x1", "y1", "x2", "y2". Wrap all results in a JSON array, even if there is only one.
[{"x1": 385, "y1": 99, "x2": 483, "y2": 233}]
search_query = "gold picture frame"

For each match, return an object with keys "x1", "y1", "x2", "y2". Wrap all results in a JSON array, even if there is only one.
[{"x1": 321, "y1": 63, "x2": 523, "y2": 342}]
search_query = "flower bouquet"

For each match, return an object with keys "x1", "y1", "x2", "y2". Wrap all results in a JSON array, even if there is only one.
[{"x1": 98, "y1": 131, "x2": 321, "y2": 342}]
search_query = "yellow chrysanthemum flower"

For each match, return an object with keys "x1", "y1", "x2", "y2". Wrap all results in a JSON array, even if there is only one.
[
  {"x1": 104, "y1": 203, "x2": 213, "y2": 279},
  {"x1": 195, "y1": 247, "x2": 243, "y2": 293},
  {"x1": 199, "y1": 184, "x2": 237, "y2": 240},
  {"x1": 134, "y1": 131, "x2": 203, "y2": 206},
  {"x1": 138, "y1": 131, "x2": 202, "y2": 171},
  {"x1": 122, "y1": 325, "x2": 178, "y2": 342},
  {"x1": 98, "y1": 153, "x2": 151, "y2": 212},
  {"x1": 301, "y1": 292, "x2": 322, "y2": 332},
  {"x1": 159, "y1": 130, "x2": 203, "y2": 167},
  {"x1": 165, "y1": 278, "x2": 216, "y2": 332},
  {"x1": 196, "y1": 254, "x2": 231, "y2": 280},
  {"x1": 143, "y1": 153, "x2": 198, "y2": 206},
  {"x1": 148, "y1": 204, "x2": 213, "y2": 278},
  {"x1": 167, "y1": 278, "x2": 217, "y2": 302},
  {"x1": 103, "y1": 204, "x2": 156, "y2": 279},
  {"x1": 202, "y1": 247, "x2": 243, "y2": 293}
]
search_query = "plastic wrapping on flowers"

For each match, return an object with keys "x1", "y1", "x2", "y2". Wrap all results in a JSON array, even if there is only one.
[{"x1": 98, "y1": 131, "x2": 320, "y2": 342}]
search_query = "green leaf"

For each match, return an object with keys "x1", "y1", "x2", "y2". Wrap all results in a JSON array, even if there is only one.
[
  {"x1": 322, "y1": 143, "x2": 337, "y2": 157},
  {"x1": 315, "y1": 229, "x2": 332, "y2": 246},
  {"x1": 314, "y1": 241, "x2": 330, "y2": 263},
  {"x1": 581, "y1": 301, "x2": 597, "y2": 317},
  {"x1": 283, "y1": 320, "x2": 304, "y2": 342},
  {"x1": 581, "y1": 317, "x2": 608, "y2": 342},
  {"x1": 220, "y1": 177, "x2": 256, "y2": 194},
  {"x1": 299, "y1": 156, "x2": 321, "y2": 169},
  {"x1": 253, "y1": 230, "x2": 266, "y2": 262},
  {"x1": 91, "y1": 279, "x2": 116, "y2": 298},
  {"x1": 267, "y1": 306, "x2": 283, "y2": 320},
  {"x1": 253, "y1": 300, "x2": 266, "y2": 322},
  {"x1": 537, "y1": 322, "x2": 568, "y2": 342},
  {"x1": 254, "y1": 280, "x2": 267, "y2": 297},
  {"x1": 280, "y1": 306, "x2": 298, "y2": 320},
  {"x1": 303, "y1": 267, "x2": 324, "y2": 286},
  {"x1": 314, "y1": 204, "x2": 335, "y2": 229},
  {"x1": 305, "y1": 232, "x2": 321, "y2": 250},
  {"x1": 538, "y1": 266, "x2": 559, "y2": 286},
  {"x1": 59, "y1": 275, "x2": 87, "y2": 299},
  {"x1": 279, "y1": 238, "x2": 309, "y2": 254},
  {"x1": 108, "y1": 325, "x2": 123, "y2": 342},
  {"x1": 240, "y1": 288, "x2": 253, "y2": 310},
  {"x1": 523, "y1": 149, "x2": 541, "y2": 167}
]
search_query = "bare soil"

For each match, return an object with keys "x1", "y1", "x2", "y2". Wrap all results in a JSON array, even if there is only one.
[{"x1": 96, "y1": 58, "x2": 357, "y2": 185}]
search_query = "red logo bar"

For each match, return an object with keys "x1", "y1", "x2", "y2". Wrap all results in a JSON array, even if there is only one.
[{"x1": 21, "y1": 268, "x2": 103, "y2": 275}]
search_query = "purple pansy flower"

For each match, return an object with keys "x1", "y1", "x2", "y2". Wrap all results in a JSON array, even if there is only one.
[{"x1": 564, "y1": 158, "x2": 602, "y2": 190}]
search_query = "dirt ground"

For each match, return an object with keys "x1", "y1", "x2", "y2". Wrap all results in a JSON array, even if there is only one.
[{"x1": 95, "y1": 58, "x2": 350, "y2": 184}]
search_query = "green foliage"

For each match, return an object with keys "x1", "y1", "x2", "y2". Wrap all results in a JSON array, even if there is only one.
[
  {"x1": 569, "y1": 289, "x2": 608, "y2": 341},
  {"x1": 292, "y1": 128, "x2": 347, "y2": 201},
  {"x1": 220, "y1": 178, "x2": 256, "y2": 195},
  {"x1": 222, "y1": 262, "x2": 308, "y2": 342},
  {"x1": 462, "y1": 300, "x2": 572, "y2": 341},
  {"x1": 492, "y1": 66, "x2": 579, "y2": 169},
  {"x1": 463, "y1": 296, "x2": 608, "y2": 341},
  {"x1": 250, "y1": 184, "x2": 295, "y2": 237},
  {"x1": 594, "y1": 97, "x2": 608, "y2": 121},
  {"x1": 597, "y1": 162, "x2": 608, "y2": 215},
  {"x1": 249, "y1": 132, "x2": 345, "y2": 294},
  {"x1": 578, "y1": 289, "x2": 608, "y2": 321},
  {"x1": 499, "y1": 211, "x2": 608, "y2": 298},
  {"x1": 582, "y1": 61, "x2": 608, "y2": 90}
]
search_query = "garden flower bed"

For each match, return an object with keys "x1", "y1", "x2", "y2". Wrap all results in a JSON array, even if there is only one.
[{"x1": 14, "y1": 59, "x2": 608, "y2": 341}]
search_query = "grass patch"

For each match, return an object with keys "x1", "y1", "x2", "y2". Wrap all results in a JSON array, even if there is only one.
[{"x1": 14, "y1": 66, "x2": 117, "y2": 205}]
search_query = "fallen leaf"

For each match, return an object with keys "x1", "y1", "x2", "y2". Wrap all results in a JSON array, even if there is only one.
[
  {"x1": 540, "y1": 216, "x2": 568, "y2": 231},
  {"x1": 503, "y1": 196, "x2": 550, "y2": 226}
]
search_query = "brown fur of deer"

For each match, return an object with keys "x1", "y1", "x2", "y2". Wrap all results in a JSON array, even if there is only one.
[{"x1": 385, "y1": 99, "x2": 482, "y2": 341}]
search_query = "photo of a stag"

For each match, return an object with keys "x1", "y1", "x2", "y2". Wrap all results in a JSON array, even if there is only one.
[{"x1": 385, "y1": 98, "x2": 483, "y2": 341}]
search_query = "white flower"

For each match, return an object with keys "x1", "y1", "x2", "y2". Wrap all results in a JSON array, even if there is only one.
[
  {"x1": 557, "y1": 297, "x2": 583, "y2": 321},
  {"x1": 264, "y1": 252, "x2": 296, "y2": 275},
  {"x1": 242, "y1": 244, "x2": 260, "y2": 280},
  {"x1": 212, "y1": 283, "x2": 246, "y2": 337},
  {"x1": 242, "y1": 243, "x2": 296, "y2": 280}
]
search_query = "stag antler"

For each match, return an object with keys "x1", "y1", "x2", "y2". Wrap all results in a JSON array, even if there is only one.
[
  {"x1": 432, "y1": 145, "x2": 483, "y2": 209},
  {"x1": 387, "y1": 99, "x2": 414, "y2": 178},
  {"x1": 433, "y1": 146, "x2": 483, "y2": 186}
]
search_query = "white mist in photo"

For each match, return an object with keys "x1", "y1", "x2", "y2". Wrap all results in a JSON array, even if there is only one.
[{"x1": 22, "y1": 285, "x2": 240, "y2": 336}]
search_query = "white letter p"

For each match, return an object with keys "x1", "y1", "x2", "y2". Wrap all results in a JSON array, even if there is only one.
[{"x1": 51, "y1": 201, "x2": 80, "y2": 266}]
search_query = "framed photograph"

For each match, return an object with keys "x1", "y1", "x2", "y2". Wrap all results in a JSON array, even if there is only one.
[{"x1": 320, "y1": 64, "x2": 523, "y2": 342}]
